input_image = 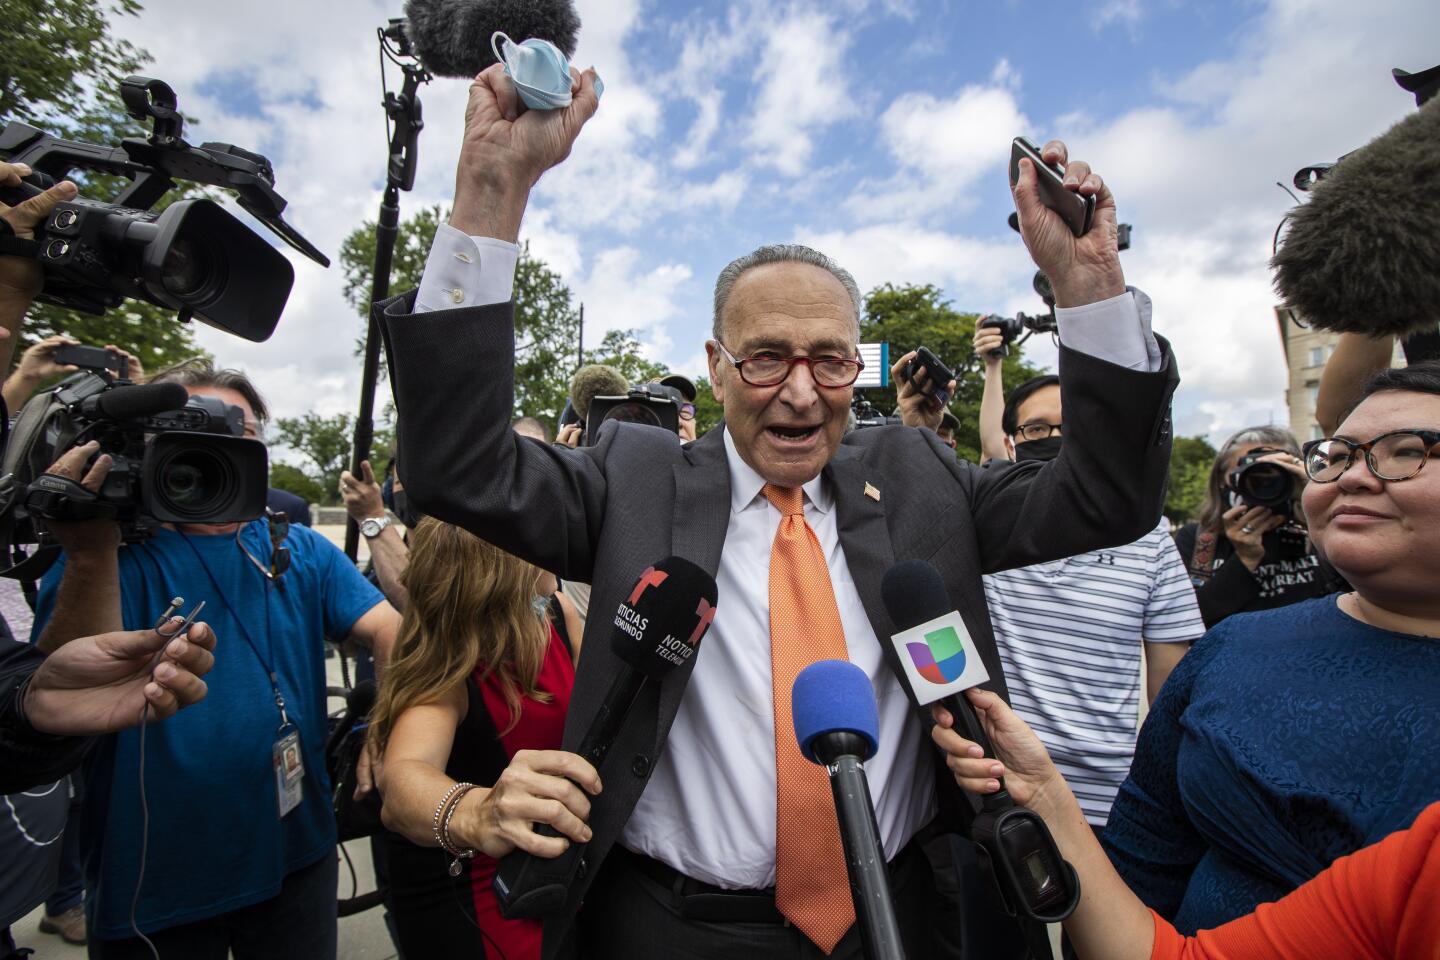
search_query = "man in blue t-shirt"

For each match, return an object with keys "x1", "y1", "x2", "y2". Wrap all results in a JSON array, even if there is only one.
[{"x1": 31, "y1": 362, "x2": 400, "y2": 960}]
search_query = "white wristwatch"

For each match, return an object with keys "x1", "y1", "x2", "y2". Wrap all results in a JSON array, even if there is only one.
[{"x1": 360, "y1": 515, "x2": 394, "y2": 539}]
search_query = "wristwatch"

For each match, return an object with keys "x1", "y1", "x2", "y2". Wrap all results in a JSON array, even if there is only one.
[{"x1": 360, "y1": 515, "x2": 394, "y2": 539}]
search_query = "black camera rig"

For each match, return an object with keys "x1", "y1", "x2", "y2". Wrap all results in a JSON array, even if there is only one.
[
  {"x1": 0, "y1": 76, "x2": 328, "y2": 342},
  {"x1": 0, "y1": 349, "x2": 268, "y2": 580}
]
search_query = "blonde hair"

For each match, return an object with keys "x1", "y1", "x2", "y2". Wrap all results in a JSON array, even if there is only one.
[{"x1": 369, "y1": 519, "x2": 551, "y2": 752}]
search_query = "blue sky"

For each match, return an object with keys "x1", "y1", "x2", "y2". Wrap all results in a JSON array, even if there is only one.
[{"x1": 110, "y1": 0, "x2": 1439, "y2": 448}]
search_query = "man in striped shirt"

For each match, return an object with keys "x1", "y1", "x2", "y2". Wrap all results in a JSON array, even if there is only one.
[{"x1": 897, "y1": 339, "x2": 1204, "y2": 831}]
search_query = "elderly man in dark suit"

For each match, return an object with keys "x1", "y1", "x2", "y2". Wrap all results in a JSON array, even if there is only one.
[{"x1": 379, "y1": 63, "x2": 1176, "y2": 960}]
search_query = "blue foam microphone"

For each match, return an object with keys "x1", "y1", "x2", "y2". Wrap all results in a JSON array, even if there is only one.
[{"x1": 792, "y1": 661, "x2": 906, "y2": 960}]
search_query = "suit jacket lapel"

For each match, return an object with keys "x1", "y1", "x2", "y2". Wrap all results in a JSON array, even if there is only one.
[
  {"x1": 654, "y1": 427, "x2": 732, "y2": 740},
  {"x1": 825, "y1": 445, "x2": 899, "y2": 652}
]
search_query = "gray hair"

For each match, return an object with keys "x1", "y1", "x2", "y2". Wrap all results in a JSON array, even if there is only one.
[
  {"x1": 149, "y1": 357, "x2": 270, "y2": 432},
  {"x1": 711, "y1": 244, "x2": 863, "y2": 344}
]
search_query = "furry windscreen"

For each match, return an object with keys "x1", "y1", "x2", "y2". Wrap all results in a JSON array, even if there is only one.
[
  {"x1": 403, "y1": 0, "x2": 582, "y2": 78},
  {"x1": 1271, "y1": 98, "x2": 1440, "y2": 337}
]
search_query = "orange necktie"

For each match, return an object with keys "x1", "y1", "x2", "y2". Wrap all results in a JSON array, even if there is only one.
[{"x1": 763, "y1": 483, "x2": 855, "y2": 954}]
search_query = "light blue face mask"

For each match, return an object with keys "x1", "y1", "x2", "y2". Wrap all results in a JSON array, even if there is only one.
[
  {"x1": 532, "y1": 594, "x2": 552, "y2": 618},
  {"x1": 491, "y1": 31, "x2": 604, "y2": 111}
]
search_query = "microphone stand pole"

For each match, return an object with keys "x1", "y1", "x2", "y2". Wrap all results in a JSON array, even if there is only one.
[{"x1": 346, "y1": 23, "x2": 430, "y2": 562}]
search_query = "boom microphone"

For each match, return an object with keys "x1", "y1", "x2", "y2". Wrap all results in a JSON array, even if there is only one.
[
  {"x1": 569, "y1": 364, "x2": 628, "y2": 421},
  {"x1": 792, "y1": 660, "x2": 906, "y2": 960},
  {"x1": 879, "y1": 559, "x2": 1079, "y2": 925},
  {"x1": 494, "y1": 555, "x2": 719, "y2": 918},
  {"x1": 1271, "y1": 96, "x2": 1440, "y2": 337},
  {"x1": 80, "y1": 382, "x2": 189, "y2": 421},
  {"x1": 402, "y1": 0, "x2": 582, "y2": 78}
]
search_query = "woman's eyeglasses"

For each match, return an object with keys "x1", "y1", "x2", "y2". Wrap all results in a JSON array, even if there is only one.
[{"x1": 1301, "y1": 429, "x2": 1440, "y2": 483}]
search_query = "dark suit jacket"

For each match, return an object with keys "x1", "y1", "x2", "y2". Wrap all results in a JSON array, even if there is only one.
[{"x1": 381, "y1": 295, "x2": 1178, "y2": 955}]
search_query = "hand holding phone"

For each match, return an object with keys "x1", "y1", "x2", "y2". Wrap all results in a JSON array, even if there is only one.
[
  {"x1": 1010, "y1": 137, "x2": 1094, "y2": 238},
  {"x1": 902, "y1": 347, "x2": 955, "y2": 408}
]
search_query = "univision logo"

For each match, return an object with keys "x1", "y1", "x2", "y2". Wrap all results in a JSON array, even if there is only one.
[{"x1": 906, "y1": 625, "x2": 966, "y2": 684}]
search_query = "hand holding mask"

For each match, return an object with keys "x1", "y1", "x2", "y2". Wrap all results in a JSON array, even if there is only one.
[{"x1": 491, "y1": 32, "x2": 604, "y2": 111}]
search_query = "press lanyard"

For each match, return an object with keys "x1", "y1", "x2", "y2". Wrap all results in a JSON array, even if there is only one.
[{"x1": 175, "y1": 523, "x2": 292, "y2": 730}]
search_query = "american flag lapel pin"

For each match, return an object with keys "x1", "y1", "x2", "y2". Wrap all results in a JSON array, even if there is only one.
[{"x1": 864, "y1": 482, "x2": 880, "y2": 502}]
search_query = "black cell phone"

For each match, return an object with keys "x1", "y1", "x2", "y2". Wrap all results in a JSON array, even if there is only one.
[
  {"x1": 53, "y1": 344, "x2": 123, "y2": 372},
  {"x1": 1010, "y1": 137, "x2": 1095, "y2": 237},
  {"x1": 902, "y1": 347, "x2": 954, "y2": 407}
]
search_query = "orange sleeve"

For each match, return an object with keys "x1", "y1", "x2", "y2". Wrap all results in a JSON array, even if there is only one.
[{"x1": 1148, "y1": 801, "x2": 1440, "y2": 960}]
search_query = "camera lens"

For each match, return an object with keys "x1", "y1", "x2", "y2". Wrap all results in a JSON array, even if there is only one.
[
  {"x1": 1237, "y1": 462, "x2": 1290, "y2": 504},
  {"x1": 154, "y1": 445, "x2": 237, "y2": 519},
  {"x1": 160, "y1": 238, "x2": 215, "y2": 300},
  {"x1": 604, "y1": 402, "x2": 661, "y2": 428}
]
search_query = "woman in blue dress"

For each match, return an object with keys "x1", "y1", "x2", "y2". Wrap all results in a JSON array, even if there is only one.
[{"x1": 1102, "y1": 362, "x2": 1440, "y2": 934}]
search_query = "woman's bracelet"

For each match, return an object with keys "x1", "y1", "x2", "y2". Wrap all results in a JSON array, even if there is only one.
[{"x1": 432, "y1": 781, "x2": 479, "y2": 876}]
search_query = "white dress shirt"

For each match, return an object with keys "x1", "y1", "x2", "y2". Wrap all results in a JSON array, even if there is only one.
[{"x1": 409, "y1": 226, "x2": 1164, "y2": 887}]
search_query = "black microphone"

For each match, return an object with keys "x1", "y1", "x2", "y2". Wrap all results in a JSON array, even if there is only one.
[
  {"x1": 80, "y1": 382, "x2": 188, "y2": 422},
  {"x1": 792, "y1": 660, "x2": 906, "y2": 960},
  {"x1": 879, "y1": 559, "x2": 1079, "y2": 924},
  {"x1": 401, "y1": 0, "x2": 582, "y2": 78},
  {"x1": 494, "y1": 556, "x2": 719, "y2": 918}
]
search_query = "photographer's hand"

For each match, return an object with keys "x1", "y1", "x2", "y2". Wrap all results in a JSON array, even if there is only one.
[
  {"x1": 556, "y1": 423, "x2": 582, "y2": 448},
  {"x1": 35, "y1": 441, "x2": 125, "y2": 653},
  {"x1": 2, "y1": 334, "x2": 79, "y2": 410},
  {"x1": 891, "y1": 349, "x2": 953, "y2": 431},
  {"x1": 1010, "y1": 141, "x2": 1125, "y2": 309},
  {"x1": 973, "y1": 326, "x2": 1007, "y2": 373},
  {"x1": 450, "y1": 63, "x2": 601, "y2": 242},
  {"x1": 25, "y1": 621, "x2": 217, "y2": 735},
  {"x1": 0, "y1": 162, "x2": 79, "y2": 370},
  {"x1": 1222, "y1": 504, "x2": 1283, "y2": 571}
]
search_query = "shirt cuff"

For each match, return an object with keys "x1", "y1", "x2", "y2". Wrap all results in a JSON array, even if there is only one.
[
  {"x1": 413, "y1": 223, "x2": 520, "y2": 314},
  {"x1": 1055, "y1": 286, "x2": 1162, "y2": 372}
]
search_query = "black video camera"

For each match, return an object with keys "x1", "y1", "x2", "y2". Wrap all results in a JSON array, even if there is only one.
[
  {"x1": 0, "y1": 76, "x2": 328, "y2": 342},
  {"x1": 583, "y1": 385, "x2": 680, "y2": 446},
  {"x1": 0, "y1": 353, "x2": 268, "y2": 579}
]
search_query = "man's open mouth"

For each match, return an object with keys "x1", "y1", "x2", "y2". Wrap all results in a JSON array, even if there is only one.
[{"x1": 768, "y1": 425, "x2": 820, "y2": 442}]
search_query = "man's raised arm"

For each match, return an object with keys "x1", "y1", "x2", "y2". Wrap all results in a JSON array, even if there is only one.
[
  {"x1": 969, "y1": 139, "x2": 1178, "y2": 573},
  {"x1": 379, "y1": 64, "x2": 604, "y2": 580}
]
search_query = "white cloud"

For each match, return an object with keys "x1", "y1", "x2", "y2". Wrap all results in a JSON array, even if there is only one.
[
  {"x1": 1096, "y1": 0, "x2": 1143, "y2": 29},
  {"x1": 744, "y1": 7, "x2": 860, "y2": 176},
  {"x1": 571, "y1": 248, "x2": 693, "y2": 358},
  {"x1": 849, "y1": 65, "x2": 1029, "y2": 221}
]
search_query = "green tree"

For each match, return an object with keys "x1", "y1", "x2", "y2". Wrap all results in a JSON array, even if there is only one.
[
  {"x1": 583, "y1": 328, "x2": 667, "y2": 386},
  {"x1": 338, "y1": 208, "x2": 584, "y2": 423},
  {"x1": 273, "y1": 413, "x2": 355, "y2": 506},
  {"x1": 1165, "y1": 435, "x2": 1218, "y2": 526},
  {"x1": 1, "y1": 0, "x2": 210, "y2": 372},
  {"x1": 691, "y1": 375, "x2": 723, "y2": 436},
  {"x1": 268, "y1": 462, "x2": 325, "y2": 508},
  {"x1": 861, "y1": 283, "x2": 1044, "y2": 463}
]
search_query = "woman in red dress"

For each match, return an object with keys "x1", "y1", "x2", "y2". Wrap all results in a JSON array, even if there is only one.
[{"x1": 370, "y1": 519, "x2": 583, "y2": 959}]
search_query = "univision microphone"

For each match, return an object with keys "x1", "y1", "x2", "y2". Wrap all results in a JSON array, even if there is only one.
[
  {"x1": 792, "y1": 660, "x2": 906, "y2": 960},
  {"x1": 494, "y1": 556, "x2": 718, "y2": 918},
  {"x1": 879, "y1": 559, "x2": 1079, "y2": 924}
]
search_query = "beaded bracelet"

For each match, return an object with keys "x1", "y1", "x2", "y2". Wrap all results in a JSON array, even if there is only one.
[{"x1": 432, "y1": 781, "x2": 479, "y2": 876}]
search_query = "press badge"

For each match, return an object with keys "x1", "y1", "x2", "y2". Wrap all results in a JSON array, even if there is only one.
[{"x1": 272, "y1": 729, "x2": 305, "y2": 818}]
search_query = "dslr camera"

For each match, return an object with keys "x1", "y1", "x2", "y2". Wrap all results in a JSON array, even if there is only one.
[
  {"x1": 0, "y1": 76, "x2": 327, "y2": 341},
  {"x1": 0, "y1": 353, "x2": 268, "y2": 579},
  {"x1": 584, "y1": 384, "x2": 680, "y2": 446},
  {"x1": 1226, "y1": 447, "x2": 1298, "y2": 520}
]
